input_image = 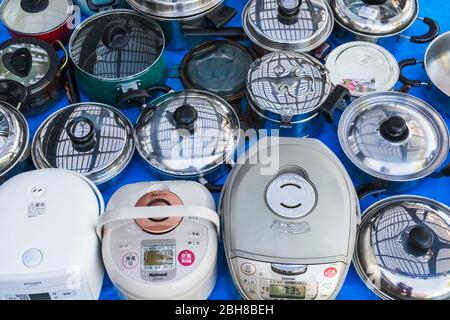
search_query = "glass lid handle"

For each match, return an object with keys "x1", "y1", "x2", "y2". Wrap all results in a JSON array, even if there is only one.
[
  {"x1": 173, "y1": 105, "x2": 198, "y2": 132},
  {"x1": 379, "y1": 116, "x2": 409, "y2": 142},
  {"x1": 20, "y1": 0, "x2": 49, "y2": 13},
  {"x1": 2, "y1": 48, "x2": 33, "y2": 78},
  {"x1": 407, "y1": 226, "x2": 434, "y2": 255},
  {"x1": 66, "y1": 117, "x2": 96, "y2": 152},
  {"x1": 361, "y1": 0, "x2": 387, "y2": 5},
  {"x1": 102, "y1": 23, "x2": 130, "y2": 49},
  {"x1": 278, "y1": 0, "x2": 301, "y2": 17}
]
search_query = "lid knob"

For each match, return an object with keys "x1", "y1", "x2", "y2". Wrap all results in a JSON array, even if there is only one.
[
  {"x1": 102, "y1": 23, "x2": 130, "y2": 49},
  {"x1": 173, "y1": 104, "x2": 198, "y2": 132},
  {"x1": 362, "y1": 0, "x2": 387, "y2": 5},
  {"x1": 278, "y1": 0, "x2": 301, "y2": 17},
  {"x1": 66, "y1": 117, "x2": 96, "y2": 152},
  {"x1": 2, "y1": 48, "x2": 33, "y2": 78},
  {"x1": 407, "y1": 226, "x2": 434, "y2": 255},
  {"x1": 20, "y1": 0, "x2": 49, "y2": 13},
  {"x1": 380, "y1": 116, "x2": 409, "y2": 142}
]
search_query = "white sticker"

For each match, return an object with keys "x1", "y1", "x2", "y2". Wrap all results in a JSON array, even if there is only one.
[
  {"x1": 27, "y1": 201, "x2": 47, "y2": 218},
  {"x1": 358, "y1": 6, "x2": 379, "y2": 20}
]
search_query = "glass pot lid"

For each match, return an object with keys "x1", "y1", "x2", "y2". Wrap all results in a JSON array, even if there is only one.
[
  {"x1": 180, "y1": 40, "x2": 255, "y2": 102},
  {"x1": 338, "y1": 92, "x2": 449, "y2": 182},
  {"x1": 330, "y1": 0, "x2": 418, "y2": 36},
  {"x1": 0, "y1": 101, "x2": 29, "y2": 176},
  {"x1": 243, "y1": 0, "x2": 334, "y2": 52},
  {"x1": 135, "y1": 90, "x2": 240, "y2": 178},
  {"x1": 31, "y1": 102, "x2": 135, "y2": 186},
  {"x1": 125, "y1": 0, "x2": 223, "y2": 19},
  {"x1": 69, "y1": 9, "x2": 164, "y2": 80},
  {"x1": 0, "y1": 38, "x2": 58, "y2": 92},
  {"x1": 325, "y1": 41, "x2": 399, "y2": 97},
  {"x1": 0, "y1": 0, "x2": 72, "y2": 35},
  {"x1": 247, "y1": 51, "x2": 332, "y2": 123},
  {"x1": 355, "y1": 196, "x2": 450, "y2": 300}
]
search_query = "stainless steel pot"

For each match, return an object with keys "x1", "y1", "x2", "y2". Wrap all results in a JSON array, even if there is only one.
[
  {"x1": 329, "y1": 0, "x2": 440, "y2": 52},
  {"x1": 245, "y1": 51, "x2": 348, "y2": 137},
  {"x1": 134, "y1": 87, "x2": 241, "y2": 192},
  {"x1": 399, "y1": 31, "x2": 450, "y2": 116},
  {"x1": 324, "y1": 91, "x2": 450, "y2": 194}
]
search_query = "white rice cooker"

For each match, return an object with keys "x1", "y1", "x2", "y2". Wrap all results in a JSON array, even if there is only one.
[
  {"x1": 221, "y1": 137, "x2": 359, "y2": 300},
  {"x1": 0, "y1": 169, "x2": 105, "y2": 300},
  {"x1": 97, "y1": 181, "x2": 220, "y2": 300}
]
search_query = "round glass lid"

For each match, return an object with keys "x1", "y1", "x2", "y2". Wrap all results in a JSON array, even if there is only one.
[
  {"x1": 243, "y1": 0, "x2": 334, "y2": 52},
  {"x1": 325, "y1": 41, "x2": 399, "y2": 97},
  {"x1": 32, "y1": 102, "x2": 135, "y2": 186},
  {"x1": 180, "y1": 40, "x2": 255, "y2": 101},
  {"x1": 0, "y1": 101, "x2": 29, "y2": 176},
  {"x1": 0, "y1": 0, "x2": 72, "y2": 35},
  {"x1": 355, "y1": 196, "x2": 450, "y2": 300},
  {"x1": 338, "y1": 92, "x2": 449, "y2": 181},
  {"x1": 135, "y1": 90, "x2": 240, "y2": 178},
  {"x1": 125, "y1": 0, "x2": 223, "y2": 19},
  {"x1": 69, "y1": 9, "x2": 164, "y2": 80},
  {"x1": 330, "y1": 0, "x2": 418, "y2": 36},
  {"x1": 0, "y1": 38, "x2": 57, "y2": 91}
]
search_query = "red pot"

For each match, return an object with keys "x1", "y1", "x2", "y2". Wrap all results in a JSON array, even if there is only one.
[{"x1": 0, "y1": 0, "x2": 74, "y2": 44}]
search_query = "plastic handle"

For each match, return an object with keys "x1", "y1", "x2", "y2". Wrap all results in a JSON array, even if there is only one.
[
  {"x1": 87, "y1": 0, "x2": 121, "y2": 11},
  {"x1": 361, "y1": 0, "x2": 386, "y2": 4},
  {"x1": 181, "y1": 26, "x2": 245, "y2": 40},
  {"x1": 96, "y1": 205, "x2": 220, "y2": 240},
  {"x1": 102, "y1": 23, "x2": 129, "y2": 49},
  {"x1": 115, "y1": 85, "x2": 174, "y2": 108},
  {"x1": 0, "y1": 80, "x2": 28, "y2": 109},
  {"x1": 20, "y1": 0, "x2": 49, "y2": 13},
  {"x1": 410, "y1": 17, "x2": 440, "y2": 44},
  {"x1": 398, "y1": 58, "x2": 428, "y2": 88},
  {"x1": 205, "y1": 5, "x2": 237, "y2": 29},
  {"x1": 356, "y1": 181, "x2": 387, "y2": 200},
  {"x1": 278, "y1": 0, "x2": 302, "y2": 17},
  {"x1": 321, "y1": 84, "x2": 350, "y2": 124}
]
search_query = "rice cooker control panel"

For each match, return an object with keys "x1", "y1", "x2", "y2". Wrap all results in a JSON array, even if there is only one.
[
  {"x1": 232, "y1": 258, "x2": 345, "y2": 300},
  {"x1": 110, "y1": 218, "x2": 209, "y2": 283}
]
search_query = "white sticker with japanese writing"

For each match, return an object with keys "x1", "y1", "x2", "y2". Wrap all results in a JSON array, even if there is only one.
[{"x1": 27, "y1": 201, "x2": 47, "y2": 218}]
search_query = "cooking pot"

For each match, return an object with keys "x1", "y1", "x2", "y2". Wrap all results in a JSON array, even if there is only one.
[
  {"x1": 74, "y1": 0, "x2": 126, "y2": 16},
  {"x1": 242, "y1": 0, "x2": 334, "y2": 56},
  {"x1": 323, "y1": 91, "x2": 450, "y2": 194},
  {"x1": 126, "y1": 0, "x2": 244, "y2": 51},
  {"x1": 399, "y1": 31, "x2": 450, "y2": 117},
  {"x1": 0, "y1": 38, "x2": 79, "y2": 117},
  {"x1": 32, "y1": 102, "x2": 135, "y2": 189},
  {"x1": 354, "y1": 195, "x2": 450, "y2": 300},
  {"x1": 329, "y1": 0, "x2": 440, "y2": 52},
  {"x1": 134, "y1": 87, "x2": 241, "y2": 192},
  {"x1": 0, "y1": 0, "x2": 74, "y2": 44},
  {"x1": 69, "y1": 9, "x2": 166, "y2": 107},
  {"x1": 245, "y1": 51, "x2": 348, "y2": 138}
]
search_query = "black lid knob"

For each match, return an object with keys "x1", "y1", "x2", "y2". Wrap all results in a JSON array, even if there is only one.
[
  {"x1": 20, "y1": 0, "x2": 49, "y2": 13},
  {"x1": 407, "y1": 226, "x2": 434, "y2": 255},
  {"x1": 362, "y1": 0, "x2": 387, "y2": 5},
  {"x1": 278, "y1": 0, "x2": 301, "y2": 17},
  {"x1": 2, "y1": 48, "x2": 32, "y2": 78},
  {"x1": 102, "y1": 23, "x2": 130, "y2": 49},
  {"x1": 66, "y1": 117, "x2": 96, "y2": 152},
  {"x1": 380, "y1": 116, "x2": 409, "y2": 142},
  {"x1": 173, "y1": 104, "x2": 198, "y2": 132}
]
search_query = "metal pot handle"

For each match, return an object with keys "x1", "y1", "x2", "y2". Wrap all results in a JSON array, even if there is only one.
[
  {"x1": 199, "y1": 164, "x2": 234, "y2": 193},
  {"x1": 430, "y1": 163, "x2": 450, "y2": 178},
  {"x1": 115, "y1": 85, "x2": 174, "y2": 109},
  {"x1": 398, "y1": 58, "x2": 431, "y2": 93},
  {"x1": 0, "y1": 80, "x2": 28, "y2": 110},
  {"x1": 356, "y1": 181, "x2": 387, "y2": 200},
  {"x1": 401, "y1": 17, "x2": 440, "y2": 44},
  {"x1": 87, "y1": 0, "x2": 121, "y2": 11},
  {"x1": 321, "y1": 84, "x2": 350, "y2": 124}
]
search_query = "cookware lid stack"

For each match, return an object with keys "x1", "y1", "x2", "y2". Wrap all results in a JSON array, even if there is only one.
[
  {"x1": 135, "y1": 90, "x2": 240, "y2": 178},
  {"x1": 338, "y1": 92, "x2": 449, "y2": 182},
  {"x1": 0, "y1": 38, "x2": 57, "y2": 92},
  {"x1": 355, "y1": 196, "x2": 450, "y2": 300},
  {"x1": 69, "y1": 10, "x2": 164, "y2": 80},
  {"x1": 330, "y1": 0, "x2": 418, "y2": 36},
  {"x1": 247, "y1": 51, "x2": 331, "y2": 123},
  {"x1": 125, "y1": 0, "x2": 223, "y2": 19},
  {"x1": 325, "y1": 41, "x2": 399, "y2": 97},
  {"x1": 32, "y1": 103, "x2": 135, "y2": 186},
  {"x1": 0, "y1": 101, "x2": 29, "y2": 176},
  {"x1": 0, "y1": 0, "x2": 73, "y2": 35},
  {"x1": 243, "y1": 0, "x2": 334, "y2": 52},
  {"x1": 180, "y1": 41, "x2": 255, "y2": 101}
]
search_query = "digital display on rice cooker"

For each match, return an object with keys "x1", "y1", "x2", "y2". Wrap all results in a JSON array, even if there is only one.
[
  {"x1": 269, "y1": 284, "x2": 306, "y2": 299},
  {"x1": 142, "y1": 245, "x2": 175, "y2": 272}
]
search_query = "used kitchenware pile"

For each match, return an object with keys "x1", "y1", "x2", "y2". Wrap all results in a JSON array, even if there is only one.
[{"x1": 0, "y1": 0, "x2": 449, "y2": 301}]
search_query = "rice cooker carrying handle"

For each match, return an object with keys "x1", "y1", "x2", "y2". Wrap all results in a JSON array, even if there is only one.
[
  {"x1": 87, "y1": 0, "x2": 122, "y2": 12},
  {"x1": 96, "y1": 206, "x2": 220, "y2": 240}
]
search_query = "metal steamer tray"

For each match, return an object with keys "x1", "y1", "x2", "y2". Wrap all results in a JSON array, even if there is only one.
[{"x1": 221, "y1": 138, "x2": 359, "y2": 300}]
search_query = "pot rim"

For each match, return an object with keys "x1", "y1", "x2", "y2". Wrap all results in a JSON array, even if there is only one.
[
  {"x1": 68, "y1": 9, "x2": 165, "y2": 82},
  {"x1": 424, "y1": 31, "x2": 450, "y2": 97}
]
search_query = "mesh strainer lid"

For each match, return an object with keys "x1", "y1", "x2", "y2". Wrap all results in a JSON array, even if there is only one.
[
  {"x1": 69, "y1": 9, "x2": 164, "y2": 80},
  {"x1": 32, "y1": 103, "x2": 135, "y2": 186},
  {"x1": 243, "y1": 0, "x2": 334, "y2": 52},
  {"x1": 330, "y1": 0, "x2": 418, "y2": 36},
  {"x1": 0, "y1": 101, "x2": 29, "y2": 176},
  {"x1": 135, "y1": 90, "x2": 240, "y2": 178},
  {"x1": 338, "y1": 92, "x2": 449, "y2": 182},
  {"x1": 247, "y1": 51, "x2": 331, "y2": 124},
  {"x1": 355, "y1": 196, "x2": 450, "y2": 300},
  {"x1": 0, "y1": 0, "x2": 72, "y2": 35}
]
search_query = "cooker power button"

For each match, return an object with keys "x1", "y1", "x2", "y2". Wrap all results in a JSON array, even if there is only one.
[{"x1": 240, "y1": 263, "x2": 256, "y2": 275}]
